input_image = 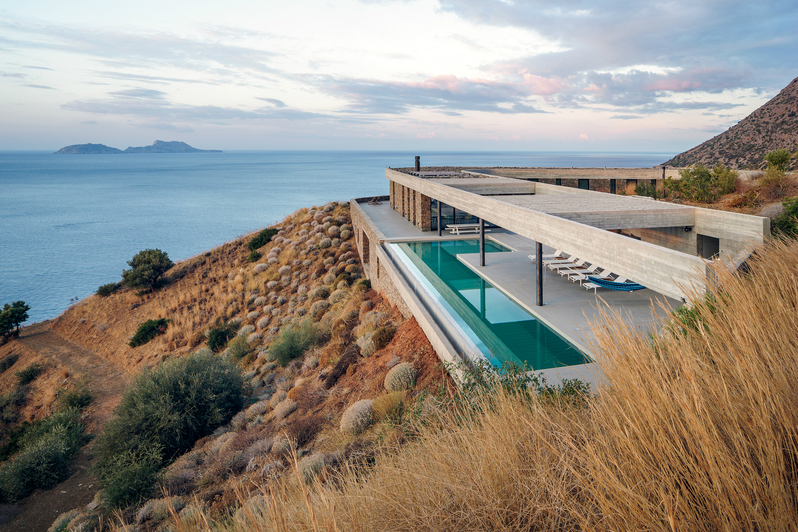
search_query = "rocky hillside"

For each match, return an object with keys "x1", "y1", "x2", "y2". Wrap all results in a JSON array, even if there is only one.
[
  {"x1": 0, "y1": 202, "x2": 453, "y2": 532},
  {"x1": 665, "y1": 76, "x2": 798, "y2": 169}
]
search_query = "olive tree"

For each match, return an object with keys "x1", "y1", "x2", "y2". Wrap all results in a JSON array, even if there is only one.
[{"x1": 121, "y1": 249, "x2": 174, "y2": 291}]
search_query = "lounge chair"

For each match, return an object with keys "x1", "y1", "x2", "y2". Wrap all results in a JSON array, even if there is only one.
[
  {"x1": 565, "y1": 268, "x2": 609, "y2": 284},
  {"x1": 548, "y1": 259, "x2": 587, "y2": 271},
  {"x1": 587, "y1": 276, "x2": 645, "y2": 292},
  {"x1": 528, "y1": 249, "x2": 566, "y2": 262},
  {"x1": 558, "y1": 264, "x2": 603, "y2": 277},
  {"x1": 583, "y1": 282, "x2": 601, "y2": 293}
]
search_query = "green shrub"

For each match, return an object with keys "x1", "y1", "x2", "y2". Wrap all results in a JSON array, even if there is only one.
[
  {"x1": 664, "y1": 163, "x2": 738, "y2": 202},
  {"x1": 96, "y1": 282, "x2": 121, "y2": 297},
  {"x1": 58, "y1": 381, "x2": 92, "y2": 411},
  {"x1": 129, "y1": 318, "x2": 169, "y2": 348},
  {"x1": 270, "y1": 320, "x2": 319, "y2": 366},
  {"x1": 247, "y1": 250, "x2": 262, "y2": 263},
  {"x1": 634, "y1": 182, "x2": 661, "y2": 199},
  {"x1": 93, "y1": 352, "x2": 244, "y2": 508},
  {"x1": 248, "y1": 228, "x2": 279, "y2": 251},
  {"x1": 15, "y1": 363, "x2": 42, "y2": 385},
  {"x1": 226, "y1": 336, "x2": 251, "y2": 360},
  {"x1": 207, "y1": 321, "x2": 237, "y2": 352},
  {"x1": 121, "y1": 249, "x2": 174, "y2": 291},
  {"x1": 0, "y1": 388, "x2": 26, "y2": 426},
  {"x1": 96, "y1": 443, "x2": 164, "y2": 509},
  {"x1": 712, "y1": 164, "x2": 739, "y2": 195},
  {"x1": 772, "y1": 197, "x2": 798, "y2": 238},
  {"x1": 355, "y1": 279, "x2": 371, "y2": 291},
  {"x1": 0, "y1": 353, "x2": 18, "y2": 373},
  {"x1": 311, "y1": 286, "x2": 330, "y2": 301},
  {"x1": 0, "y1": 408, "x2": 87, "y2": 502},
  {"x1": 765, "y1": 148, "x2": 792, "y2": 171}
]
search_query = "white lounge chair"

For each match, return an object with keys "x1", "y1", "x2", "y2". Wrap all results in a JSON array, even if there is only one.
[
  {"x1": 559, "y1": 264, "x2": 603, "y2": 277},
  {"x1": 583, "y1": 282, "x2": 600, "y2": 293},
  {"x1": 548, "y1": 259, "x2": 587, "y2": 271}
]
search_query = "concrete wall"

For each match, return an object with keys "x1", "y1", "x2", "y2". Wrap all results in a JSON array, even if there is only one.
[
  {"x1": 465, "y1": 167, "x2": 679, "y2": 179},
  {"x1": 693, "y1": 208, "x2": 770, "y2": 260},
  {"x1": 387, "y1": 168, "x2": 706, "y2": 301},
  {"x1": 350, "y1": 197, "x2": 413, "y2": 318}
]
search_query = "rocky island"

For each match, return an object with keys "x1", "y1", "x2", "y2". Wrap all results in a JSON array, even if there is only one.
[{"x1": 55, "y1": 140, "x2": 222, "y2": 154}]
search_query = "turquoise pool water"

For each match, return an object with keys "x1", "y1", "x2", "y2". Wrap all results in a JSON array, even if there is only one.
[{"x1": 393, "y1": 240, "x2": 590, "y2": 370}]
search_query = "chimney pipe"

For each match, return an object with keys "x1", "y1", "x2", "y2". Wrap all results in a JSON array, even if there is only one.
[{"x1": 414, "y1": 156, "x2": 420, "y2": 172}]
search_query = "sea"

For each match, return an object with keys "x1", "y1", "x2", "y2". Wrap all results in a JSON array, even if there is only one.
[{"x1": 0, "y1": 150, "x2": 671, "y2": 324}]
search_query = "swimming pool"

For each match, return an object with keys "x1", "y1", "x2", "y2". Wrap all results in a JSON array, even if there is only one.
[{"x1": 391, "y1": 239, "x2": 590, "y2": 370}]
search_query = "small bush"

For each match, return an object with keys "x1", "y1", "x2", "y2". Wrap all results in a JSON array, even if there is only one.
[
  {"x1": 633, "y1": 182, "x2": 661, "y2": 199},
  {"x1": 247, "y1": 250, "x2": 262, "y2": 263},
  {"x1": 272, "y1": 399, "x2": 297, "y2": 420},
  {"x1": 311, "y1": 286, "x2": 330, "y2": 301},
  {"x1": 340, "y1": 399, "x2": 374, "y2": 435},
  {"x1": 58, "y1": 381, "x2": 92, "y2": 411},
  {"x1": 384, "y1": 362, "x2": 417, "y2": 392},
  {"x1": 372, "y1": 391, "x2": 406, "y2": 424},
  {"x1": 129, "y1": 318, "x2": 169, "y2": 347},
  {"x1": 227, "y1": 336, "x2": 251, "y2": 360},
  {"x1": 248, "y1": 228, "x2": 279, "y2": 251},
  {"x1": 772, "y1": 197, "x2": 798, "y2": 238},
  {"x1": 761, "y1": 165, "x2": 788, "y2": 198},
  {"x1": 0, "y1": 408, "x2": 87, "y2": 502},
  {"x1": 0, "y1": 353, "x2": 18, "y2": 373},
  {"x1": 207, "y1": 321, "x2": 237, "y2": 352},
  {"x1": 96, "y1": 282, "x2": 121, "y2": 297},
  {"x1": 238, "y1": 324, "x2": 256, "y2": 337},
  {"x1": 270, "y1": 320, "x2": 320, "y2": 366},
  {"x1": 15, "y1": 363, "x2": 43, "y2": 385},
  {"x1": 728, "y1": 189, "x2": 763, "y2": 208},
  {"x1": 765, "y1": 148, "x2": 792, "y2": 171},
  {"x1": 94, "y1": 352, "x2": 244, "y2": 508},
  {"x1": 372, "y1": 325, "x2": 396, "y2": 350},
  {"x1": 318, "y1": 238, "x2": 332, "y2": 249}
]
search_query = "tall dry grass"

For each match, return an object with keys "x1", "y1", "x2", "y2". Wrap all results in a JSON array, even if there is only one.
[{"x1": 172, "y1": 238, "x2": 798, "y2": 532}]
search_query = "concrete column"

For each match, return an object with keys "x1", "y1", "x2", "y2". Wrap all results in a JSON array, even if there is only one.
[
  {"x1": 479, "y1": 218, "x2": 485, "y2": 266},
  {"x1": 536, "y1": 242, "x2": 543, "y2": 306},
  {"x1": 437, "y1": 200, "x2": 442, "y2": 236},
  {"x1": 418, "y1": 193, "x2": 431, "y2": 231}
]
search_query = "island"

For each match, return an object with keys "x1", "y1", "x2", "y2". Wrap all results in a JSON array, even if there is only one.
[{"x1": 55, "y1": 140, "x2": 222, "y2": 154}]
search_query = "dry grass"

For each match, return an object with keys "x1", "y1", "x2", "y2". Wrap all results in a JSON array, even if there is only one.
[{"x1": 175, "y1": 238, "x2": 798, "y2": 532}]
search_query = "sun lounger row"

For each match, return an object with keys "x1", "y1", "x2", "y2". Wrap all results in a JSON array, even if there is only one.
[{"x1": 528, "y1": 251, "x2": 643, "y2": 293}]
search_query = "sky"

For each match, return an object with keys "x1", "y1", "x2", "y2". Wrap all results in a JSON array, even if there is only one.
[{"x1": 1, "y1": 0, "x2": 796, "y2": 152}]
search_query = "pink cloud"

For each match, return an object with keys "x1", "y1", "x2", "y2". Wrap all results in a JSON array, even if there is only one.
[
  {"x1": 417, "y1": 131, "x2": 436, "y2": 138},
  {"x1": 522, "y1": 73, "x2": 568, "y2": 95},
  {"x1": 579, "y1": 133, "x2": 590, "y2": 140},
  {"x1": 646, "y1": 78, "x2": 702, "y2": 91}
]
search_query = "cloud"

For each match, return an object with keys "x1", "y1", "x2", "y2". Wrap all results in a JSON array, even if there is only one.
[
  {"x1": 61, "y1": 91, "x2": 329, "y2": 126},
  {"x1": 109, "y1": 88, "x2": 168, "y2": 99},
  {"x1": 0, "y1": 20, "x2": 282, "y2": 77},
  {"x1": 417, "y1": 131, "x2": 436, "y2": 138},
  {"x1": 1, "y1": 71, "x2": 26, "y2": 78},
  {"x1": 578, "y1": 133, "x2": 590, "y2": 140},
  {"x1": 91, "y1": 70, "x2": 216, "y2": 85},
  {"x1": 439, "y1": 0, "x2": 797, "y2": 104},
  {"x1": 24, "y1": 84, "x2": 55, "y2": 90},
  {"x1": 315, "y1": 74, "x2": 546, "y2": 115},
  {"x1": 256, "y1": 97, "x2": 287, "y2": 108},
  {"x1": 80, "y1": 120, "x2": 97, "y2": 125}
]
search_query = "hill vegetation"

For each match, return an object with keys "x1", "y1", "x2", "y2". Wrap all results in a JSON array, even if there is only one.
[{"x1": 665, "y1": 76, "x2": 798, "y2": 169}]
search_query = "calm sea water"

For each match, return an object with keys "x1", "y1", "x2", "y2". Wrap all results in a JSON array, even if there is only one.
[{"x1": 0, "y1": 150, "x2": 671, "y2": 323}]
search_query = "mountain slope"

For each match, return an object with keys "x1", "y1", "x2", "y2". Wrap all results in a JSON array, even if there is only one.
[{"x1": 665, "y1": 76, "x2": 798, "y2": 169}]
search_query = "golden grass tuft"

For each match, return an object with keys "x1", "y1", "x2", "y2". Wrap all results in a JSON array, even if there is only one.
[{"x1": 167, "y1": 238, "x2": 798, "y2": 532}]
